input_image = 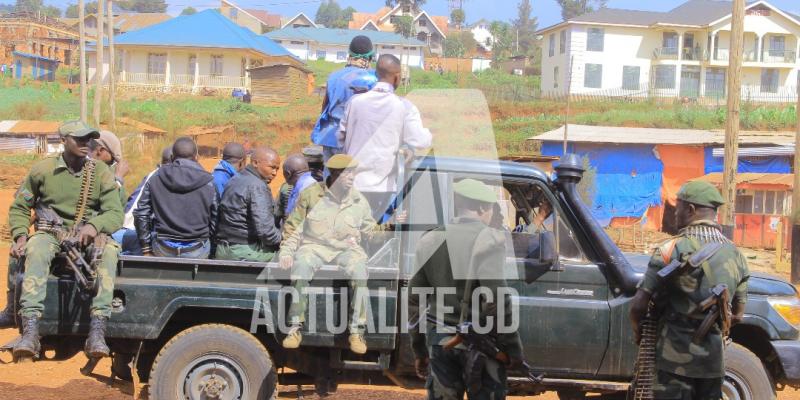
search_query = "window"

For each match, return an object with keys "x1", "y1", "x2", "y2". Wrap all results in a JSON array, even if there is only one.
[
  {"x1": 753, "y1": 191, "x2": 765, "y2": 214},
  {"x1": 654, "y1": 65, "x2": 676, "y2": 89},
  {"x1": 560, "y1": 30, "x2": 567, "y2": 54},
  {"x1": 146, "y1": 53, "x2": 166, "y2": 75},
  {"x1": 769, "y1": 36, "x2": 785, "y2": 57},
  {"x1": 316, "y1": 50, "x2": 327, "y2": 60},
  {"x1": 187, "y1": 55, "x2": 197, "y2": 75},
  {"x1": 336, "y1": 51, "x2": 347, "y2": 61},
  {"x1": 241, "y1": 57, "x2": 247, "y2": 76},
  {"x1": 705, "y1": 67, "x2": 726, "y2": 97},
  {"x1": 383, "y1": 45, "x2": 396, "y2": 50},
  {"x1": 765, "y1": 191, "x2": 776, "y2": 215},
  {"x1": 554, "y1": 66, "x2": 559, "y2": 89},
  {"x1": 736, "y1": 194, "x2": 753, "y2": 213},
  {"x1": 584, "y1": 63, "x2": 602, "y2": 88},
  {"x1": 587, "y1": 28, "x2": 604, "y2": 52},
  {"x1": 761, "y1": 69, "x2": 779, "y2": 93},
  {"x1": 622, "y1": 66, "x2": 640, "y2": 90},
  {"x1": 290, "y1": 41, "x2": 304, "y2": 45},
  {"x1": 662, "y1": 32, "x2": 678, "y2": 56},
  {"x1": 210, "y1": 55, "x2": 224, "y2": 77},
  {"x1": 549, "y1": 34, "x2": 555, "y2": 57},
  {"x1": 418, "y1": 19, "x2": 426, "y2": 27},
  {"x1": 740, "y1": 190, "x2": 788, "y2": 215}
]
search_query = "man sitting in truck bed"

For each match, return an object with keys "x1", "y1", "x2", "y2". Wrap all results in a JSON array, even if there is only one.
[{"x1": 278, "y1": 154, "x2": 376, "y2": 355}]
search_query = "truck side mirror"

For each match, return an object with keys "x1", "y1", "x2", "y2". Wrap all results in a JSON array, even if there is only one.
[{"x1": 523, "y1": 231, "x2": 559, "y2": 284}]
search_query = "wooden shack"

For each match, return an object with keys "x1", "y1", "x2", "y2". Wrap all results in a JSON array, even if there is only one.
[{"x1": 248, "y1": 62, "x2": 312, "y2": 105}]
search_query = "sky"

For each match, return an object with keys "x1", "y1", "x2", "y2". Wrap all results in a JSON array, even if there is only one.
[{"x1": 34, "y1": 0, "x2": 800, "y2": 29}]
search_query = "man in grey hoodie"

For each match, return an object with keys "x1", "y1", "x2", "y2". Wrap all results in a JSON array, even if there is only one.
[{"x1": 134, "y1": 137, "x2": 218, "y2": 259}]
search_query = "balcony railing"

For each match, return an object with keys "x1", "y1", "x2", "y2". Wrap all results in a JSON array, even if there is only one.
[
  {"x1": 762, "y1": 50, "x2": 797, "y2": 63},
  {"x1": 709, "y1": 49, "x2": 758, "y2": 62},
  {"x1": 653, "y1": 47, "x2": 679, "y2": 60},
  {"x1": 119, "y1": 72, "x2": 250, "y2": 90},
  {"x1": 653, "y1": 47, "x2": 707, "y2": 61}
]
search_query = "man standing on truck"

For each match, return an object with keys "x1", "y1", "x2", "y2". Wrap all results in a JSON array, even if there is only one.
[
  {"x1": 339, "y1": 54, "x2": 432, "y2": 221},
  {"x1": 134, "y1": 137, "x2": 218, "y2": 259},
  {"x1": 311, "y1": 35, "x2": 377, "y2": 165},
  {"x1": 8, "y1": 120, "x2": 123, "y2": 359},
  {"x1": 215, "y1": 147, "x2": 282, "y2": 262},
  {"x1": 630, "y1": 181, "x2": 750, "y2": 399},
  {"x1": 279, "y1": 154, "x2": 375, "y2": 355},
  {"x1": 409, "y1": 178, "x2": 522, "y2": 400}
]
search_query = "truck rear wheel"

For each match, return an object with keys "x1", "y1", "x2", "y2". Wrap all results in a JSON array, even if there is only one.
[
  {"x1": 723, "y1": 343, "x2": 775, "y2": 400},
  {"x1": 148, "y1": 323, "x2": 277, "y2": 400}
]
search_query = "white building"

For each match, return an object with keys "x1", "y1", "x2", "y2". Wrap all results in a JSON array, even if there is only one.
[
  {"x1": 537, "y1": 0, "x2": 800, "y2": 101},
  {"x1": 266, "y1": 27, "x2": 426, "y2": 68},
  {"x1": 470, "y1": 19, "x2": 494, "y2": 52}
]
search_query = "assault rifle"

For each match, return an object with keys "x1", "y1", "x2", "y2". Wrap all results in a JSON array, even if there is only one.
[
  {"x1": 692, "y1": 284, "x2": 731, "y2": 344},
  {"x1": 35, "y1": 205, "x2": 101, "y2": 294}
]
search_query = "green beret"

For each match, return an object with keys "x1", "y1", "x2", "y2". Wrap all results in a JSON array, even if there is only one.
[
  {"x1": 678, "y1": 180, "x2": 725, "y2": 208},
  {"x1": 59, "y1": 120, "x2": 99, "y2": 139},
  {"x1": 326, "y1": 154, "x2": 359, "y2": 169},
  {"x1": 453, "y1": 179, "x2": 496, "y2": 204}
]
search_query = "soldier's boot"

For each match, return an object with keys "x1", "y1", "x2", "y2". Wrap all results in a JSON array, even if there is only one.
[
  {"x1": 0, "y1": 290, "x2": 15, "y2": 328},
  {"x1": 84, "y1": 316, "x2": 110, "y2": 358},
  {"x1": 349, "y1": 334, "x2": 367, "y2": 355},
  {"x1": 13, "y1": 316, "x2": 40, "y2": 358},
  {"x1": 282, "y1": 324, "x2": 303, "y2": 349}
]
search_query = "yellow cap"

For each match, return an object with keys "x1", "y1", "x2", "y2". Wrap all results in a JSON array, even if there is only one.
[{"x1": 326, "y1": 154, "x2": 359, "y2": 169}]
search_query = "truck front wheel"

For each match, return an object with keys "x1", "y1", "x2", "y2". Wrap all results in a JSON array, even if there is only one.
[
  {"x1": 723, "y1": 343, "x2": 775, "y2": 400},
  {"x1": 148, "y1": 323, "x2": 277, "y2": 400}
]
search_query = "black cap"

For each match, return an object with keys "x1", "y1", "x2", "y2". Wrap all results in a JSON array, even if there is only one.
[{"x1": 349, "y1": 35, "x2": 374, "y2": 58}]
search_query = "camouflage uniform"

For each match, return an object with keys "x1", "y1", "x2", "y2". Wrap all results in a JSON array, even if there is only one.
[
  {"x1": 275, "y1": 182, "x2": 292, "y2": 227},
  {"x1": 8, "y1": 155, "x2": 123, "y2": 319},
  {"x1": 279, "y1": 182, "x2": 376, "y2": 333},
  {"x1": 409, "y1": 179, "x2": 522, "y2": 400},
  {"x1": 639, "y1": 220, "x2": 749, "y2": 399}
]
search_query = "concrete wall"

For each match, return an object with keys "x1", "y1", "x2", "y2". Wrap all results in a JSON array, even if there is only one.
[{"x1": 275, "y1": 40, "x2": 424, "y2": 68}]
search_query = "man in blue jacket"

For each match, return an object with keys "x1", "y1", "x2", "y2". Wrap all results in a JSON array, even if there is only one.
[
  {"x1": 311, "y1": 35, "x2": 377, "y2": 165},
  {"x1": 212, "y1": 142, "x2": 246, "y2": 197}
]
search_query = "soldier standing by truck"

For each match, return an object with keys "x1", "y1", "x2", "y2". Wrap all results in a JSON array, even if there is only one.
[
  {"x1": 630, "y1": 181, "x2": 750, "y2": 399},
  {"x1": 8, "y1": 120, "x2": 123, "y2": 360},
  {"x1": 409, "y1": 178, "x2": 523, "y2": 400}
]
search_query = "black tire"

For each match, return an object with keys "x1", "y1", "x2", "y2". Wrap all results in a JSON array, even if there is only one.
[
  {"x1": 148, "y1": 324, "x2": 277, "y2": 400},
  {"x1": 723, "y1": 343, "x2": 775, "y2": 400}
]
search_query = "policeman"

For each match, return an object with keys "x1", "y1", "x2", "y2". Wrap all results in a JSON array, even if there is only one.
[
  {"x1": 630, "y1": 181, "x2": 750, "y2": 400},
  {"x1": 279, "y1": 154, "x2": 375, "y2": 354},
  {"x1": 8, "y1": 120, "x2": 123, "y2": 359},
  {"x1": 409, "y1": 179, "x2": 522, "y2": 400}
]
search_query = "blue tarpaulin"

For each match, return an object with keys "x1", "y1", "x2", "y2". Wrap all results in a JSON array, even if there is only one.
[
  {"x1": 542, "y1": 142, "x2": 663, "y2": 226},
  {"x1": 703, "y1": 147, "x2": 791, "y2": 174}
]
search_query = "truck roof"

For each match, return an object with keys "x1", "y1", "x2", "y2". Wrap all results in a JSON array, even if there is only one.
[{"x1": 415, "y1": 156, "x2": 551, "y2": 182}]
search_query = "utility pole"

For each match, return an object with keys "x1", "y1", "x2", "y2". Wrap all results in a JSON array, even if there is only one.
[
  {"x1": 792, "y1": 82, "x2": 800, "y2": 283},
  {"x1": 563, "y1": 55, "x2": 573, "y2": 155},
  {"x1": 78, "y1": 0, "x2": 87, "y2": 122},
  {"x1": 93, "y1": 0, "x2": 104, "y2": 127},
  {"x1": 107, "y1": 0, "x2": 116, "y2": 130},
  {"x1": 721, "y1": 0, "x2": 745, "y2": 239}
]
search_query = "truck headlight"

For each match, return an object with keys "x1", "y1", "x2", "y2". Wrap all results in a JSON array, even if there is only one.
[{"x1": 768, "y1": 296, "x2": 800, "y2": 328}]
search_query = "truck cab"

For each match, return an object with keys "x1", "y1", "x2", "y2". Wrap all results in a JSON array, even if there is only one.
[{"x1": 6, "y1": 155, "x2": 799, "y2": 400}]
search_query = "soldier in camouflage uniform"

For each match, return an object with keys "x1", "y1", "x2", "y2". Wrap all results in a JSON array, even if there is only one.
[
  {"x1": 630, "y1": 181, "x2": 750, "y2": 400},
  {"x1": 8, "y1": 120, "x2": 123, "y2": 360},
  {"x1": 279, "y1": 154, "x2": 375, "y2": 354},
  {"x1": 410, "y1": 179, "x2": 522, "y2": 400}
]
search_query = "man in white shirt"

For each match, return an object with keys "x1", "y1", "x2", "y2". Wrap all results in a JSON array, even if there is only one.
[{"x1": 338, "y1": 54, "x2": 432, "y2": 221}]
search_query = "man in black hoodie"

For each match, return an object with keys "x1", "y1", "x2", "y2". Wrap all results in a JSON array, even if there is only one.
[{"x1": 134, "y1": 137, "x2": 218, "y2": 259}]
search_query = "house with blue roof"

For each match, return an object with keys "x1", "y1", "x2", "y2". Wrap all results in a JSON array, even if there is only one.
[
  {"x1": 89, "y1": 9, "x2": 299, "y2": 94},
  {"x1": 266, "y1": 26, "x2": 426, "y2": 68}
]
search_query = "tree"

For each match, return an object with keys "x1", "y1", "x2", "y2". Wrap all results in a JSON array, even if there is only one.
[
  {"x1": 394, "y1": 15, "x2": 415, "y2": 38},
  {"x1": 117, "y1": 0, "x2": 167, "y2": 13},
  {"x1": 489, "y1": 20, "x2": 514, "y2": 62},
  {"x1": 444, "y1": 31, "x2": 477, "y2": 57},
  {"x1": 180, "y1": 6, "x2": 197, "y2": 15},
  {"x1": 14, "y1": 0, "x2": 60, "y2": 16},
  {"x1": 314, "y1": 0, "x2": 353, "y2": 29},
  {"x1": 66, "y1": 1, "x2": 98, "y2": 17},
  {"x1": 512, "y1": 0, "x2": 538, "y2": 57},
  {"x1": 450, "y1": 8, "x2": 465, "y2": 29},
  {"x1": 555, "y1": 0, "x2": 608, "y2": 20},
  {"x1": 384, "y1": 0, "x2": 425, "y2": 10}
]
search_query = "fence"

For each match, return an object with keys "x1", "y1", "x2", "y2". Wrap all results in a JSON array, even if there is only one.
[{"x1": 118, "y1": 72, "x2": 250, "y2": 93}]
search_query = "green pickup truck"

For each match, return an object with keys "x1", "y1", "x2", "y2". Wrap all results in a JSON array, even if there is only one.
[{"x1": 7, "y1": 155, "x2": 800, "y2": 400}]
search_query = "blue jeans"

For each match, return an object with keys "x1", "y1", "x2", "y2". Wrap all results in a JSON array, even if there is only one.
[
  {"x1": 111, "y1": 228, "x2": 143, "y2": 256},
  {"x1": 153, "y1": 239, "x2": 211, "y2": 259}
]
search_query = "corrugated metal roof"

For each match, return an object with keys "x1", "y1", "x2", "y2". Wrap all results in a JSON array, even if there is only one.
[
  {"x1": 711, "y1": 145, "x2": 795, "y2": 157},
  {"x1": 12, "y1": 51, "x2": 59, "y2": 63},
  {"x1": 267, "y1": 26, "x2": 426, "y2": 47},
  {"x1": 0, "y1": 120, "x2": 60, "y2": 135},
  {"x1": 114, "y1": 10, "x2": 291, "y2": 58},
  {"x1": 695, "y1": 172, "x2": 794, "y2": 187},
  {"x1": 532, "y1": 125, "x2": 794, "y2": 146}
]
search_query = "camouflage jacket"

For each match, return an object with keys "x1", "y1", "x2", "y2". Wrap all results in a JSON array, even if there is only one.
[
  {"x1": 639, "y1": 220, "x2": 750, "y2": 378},
  {"x1": 9, "y1": 154, "x2": 123, "y2": 241},
  {"x1": 279, "y1": 182, "x2": 376, "y2": 259}
]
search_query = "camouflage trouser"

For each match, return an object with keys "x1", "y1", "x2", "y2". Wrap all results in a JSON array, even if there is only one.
[
  {"x1": 426, "y1": 344, "x2": 507, "y2": 400},
  {"x1": 654, "y1": 370, "x2": 723, "y2": 400},
  {"x1": 215, "y1": 242, "x2": 276, "y2": 262},
  {"x1": 6, "y1": 256, "x2": 20, "y2": 294},
  {"x1": 19, "y1": 232, "x2": 119, "y2": 319},
  {"x1": 287, "y1": 245, "x2": 368, "y2": 333}
]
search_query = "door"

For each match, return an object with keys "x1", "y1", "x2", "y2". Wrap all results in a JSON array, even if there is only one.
[
  {"x1": 705, "y1": 67, "x2": 726, "y2": 99},
  {"x1": 15, "y1": 61, "x2": 21, "y2": 79},
  {"x1": 680, "y1": 65, "x2": 701, "y2": 98},
  {"x1": 683, "y1": 33, "x2": 695, "y2": 60}
]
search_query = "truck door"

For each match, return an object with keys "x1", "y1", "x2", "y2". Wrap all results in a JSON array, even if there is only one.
[{"x1": 498, "y1": 179, "x2": 611, "y2": 378}]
